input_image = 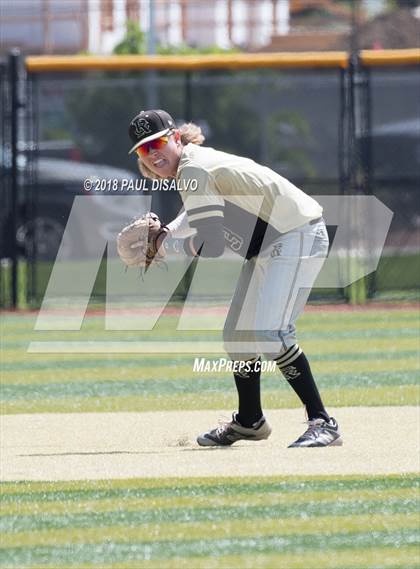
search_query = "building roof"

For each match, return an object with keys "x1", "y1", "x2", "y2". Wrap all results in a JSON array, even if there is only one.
[{"x1": 350, "y1": 8, "x2": 420, "y2": 50}]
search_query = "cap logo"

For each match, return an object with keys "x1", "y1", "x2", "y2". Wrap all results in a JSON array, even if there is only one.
[{"x1": 132, "y1": 117, "x2": 152, "y2": 138}]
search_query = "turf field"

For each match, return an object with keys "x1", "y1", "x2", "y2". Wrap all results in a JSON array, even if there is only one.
[
  {"x1": 1, "y1": 475, "x2": 419, "y2": 568},
  {"x1": 1, "y1": 307, "x2": 419, "y2": 568},
  {"x1": 1, "y1": 307, "x2": 419, "y2": 414}
]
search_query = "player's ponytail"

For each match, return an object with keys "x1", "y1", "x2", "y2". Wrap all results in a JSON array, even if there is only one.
[
  {"x1": 178, "y1": 122, "x2": 205, "y2": 146},
  {"x1": 138, "y1": 122, "x2": 205, "y2": 179}
]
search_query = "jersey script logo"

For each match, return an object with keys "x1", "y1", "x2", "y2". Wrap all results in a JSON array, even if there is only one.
[
  {"x1": 223, "y1": 227, "x2": 243, "y2": 252},
  {"x1": 133, "y1": 118, "x2": 152, "y2": 137}
]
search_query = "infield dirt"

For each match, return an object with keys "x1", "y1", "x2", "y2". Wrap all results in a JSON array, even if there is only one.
[{"x1": 1, "y1": 407, "x2": 419, "y2": 481}]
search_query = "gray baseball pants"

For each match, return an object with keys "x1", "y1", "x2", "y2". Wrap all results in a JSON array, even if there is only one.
[{"x1": 223, "y1": 218, "x2": 329, "y2": 361}]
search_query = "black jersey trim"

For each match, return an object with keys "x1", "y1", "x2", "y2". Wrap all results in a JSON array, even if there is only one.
[{"x1": 186, "y1": 204, "x2": 225, "y2": 216}]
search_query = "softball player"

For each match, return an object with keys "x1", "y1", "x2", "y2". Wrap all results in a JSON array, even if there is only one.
[{"x1": 128, "y1": 109, "x2": 342, "y2": 448}]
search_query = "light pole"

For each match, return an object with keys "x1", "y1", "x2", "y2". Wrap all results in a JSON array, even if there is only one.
[
  {"x1": 147, "y1": 0, "x2": 157, "y2": 55},
  {"x1": 350, "y1": 0, "x2": 360, "y2": 60},
  {"x1": 146, "y1": 0, "x2": 158, "y2": 108}
]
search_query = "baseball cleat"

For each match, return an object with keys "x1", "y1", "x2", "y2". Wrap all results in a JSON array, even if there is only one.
[
  {"x1": 288, "y1": 417, "x2": 342, "y2": 448},
  {"x1": 197, "y1": 413, "x2": 272, "y2": 447}
]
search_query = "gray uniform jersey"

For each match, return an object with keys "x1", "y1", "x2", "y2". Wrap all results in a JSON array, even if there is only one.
[{"x1": 176, "y1": 143, "x2": 323, "y2": 259}]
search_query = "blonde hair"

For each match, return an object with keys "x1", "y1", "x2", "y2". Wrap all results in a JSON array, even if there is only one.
[{"x1": 137, "y1": 122, "x2": 205, "y2": 179}]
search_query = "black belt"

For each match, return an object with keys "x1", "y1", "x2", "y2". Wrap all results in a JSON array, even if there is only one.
[{"x1": 309, "y1": 217, "x2": 323, "y2": 225}]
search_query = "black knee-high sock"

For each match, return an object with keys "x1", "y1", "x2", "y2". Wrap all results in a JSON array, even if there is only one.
[
  {"x1": 233, "y1": 357, "x2": 263, "y2": 427},
  {"x1": 275, "y1": 346, "x2": 329, "y2": 421}
]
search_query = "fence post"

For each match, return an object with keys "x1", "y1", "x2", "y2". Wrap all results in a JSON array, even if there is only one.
[
  {"x1": 184, "y1": 71, "x2": 192, "y2": 121},
  {"x1": 8, "y1": 49, "x2": 21, "y2": 309},
  {"x1": 344, "y1": 52, "x2": 369, "y2": 305},
  {"x1": 176, "y1": 70, "x2": 195, "y2": 301}
]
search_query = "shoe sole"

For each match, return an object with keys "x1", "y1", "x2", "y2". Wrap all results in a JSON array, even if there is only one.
[
  {"x1": 288, "y1": 436, "x2": 343, "y2": 448},
  {"x1": 197, "y1": 430, "x2": 271, "y2": 447},
  {"x1": 196, "y1": 437, "x2": 232, "y2": 447}
]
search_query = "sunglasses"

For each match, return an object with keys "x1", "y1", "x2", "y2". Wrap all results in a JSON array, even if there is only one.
[{"x1": 135, "y1": 132, "x2": 174, "y2": 158}]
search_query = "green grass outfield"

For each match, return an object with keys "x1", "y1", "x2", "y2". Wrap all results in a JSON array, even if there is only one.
[
  {"x1": 1, "y1": 475, "x2": 419, "y2": 568},
  {"x1": 1, "y1": 308, "x2": 418, "y2": 413},
  {"x1": 1, "y1": 307, "x2": 419, "y2": 568}
]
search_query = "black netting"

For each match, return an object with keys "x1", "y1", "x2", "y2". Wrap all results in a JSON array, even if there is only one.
[
  {"x1": 368, "y1": 67, "x2": 420, "y2": 299},
  {"x1": 1, "y1": 63, "x2": 419, "y2": 307}
]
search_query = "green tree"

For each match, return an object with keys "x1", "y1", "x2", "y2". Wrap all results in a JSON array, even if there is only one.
[
  {"x1": 113, "y1": 20, "x2": 239, "y2": 56},
  {"x1": 66, "y1": 21, "x2": 315, "y2": 179},
  {"x1": 113, "y1": 21, "x2": 146, "y2": 55},
  {"x1": 388, "y1": 0, "x2": 419, "y2": 8},
  {"x1": 157, "y1": 44, "x2": 239, "y2": 55}
]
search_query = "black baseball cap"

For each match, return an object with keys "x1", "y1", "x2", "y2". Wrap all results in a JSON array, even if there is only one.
[{"x1": 128, "y1": 109, "x2": 176, "y2": 154}]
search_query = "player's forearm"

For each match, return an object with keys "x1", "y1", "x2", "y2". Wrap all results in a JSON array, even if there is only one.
[{"x1": 184, "y1": 218, "x2": 225, "y2": 258}]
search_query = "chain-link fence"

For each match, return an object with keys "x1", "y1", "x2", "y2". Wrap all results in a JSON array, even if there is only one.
[
  {"x1": 366, "y1": 65, "x2": 420, "y2": 300},
  {"x1": 0, "y1": 52, "x2": 419, "y2": 307}
]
